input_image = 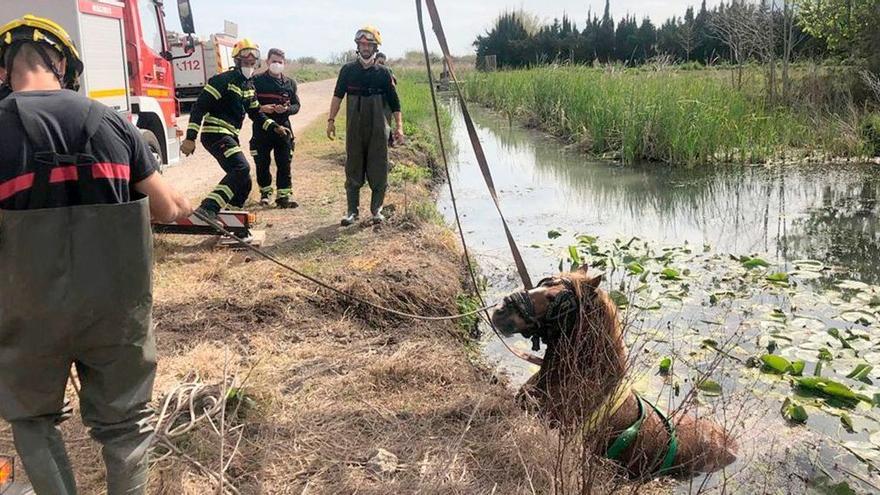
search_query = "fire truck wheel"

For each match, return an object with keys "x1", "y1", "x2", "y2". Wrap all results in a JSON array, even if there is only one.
[{"x1": 140, "y1": 129, "x2": 164, "y2": 167}]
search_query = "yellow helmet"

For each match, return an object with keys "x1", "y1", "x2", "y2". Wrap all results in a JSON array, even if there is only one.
[
  {"x1": 354, "y1": 25, "x2": 382, "y2": 46},
  {"x1": 232, "y1": 38, "x2": 260, "y2": 59},
  {"x1": 0, "y1": 14, "x2": 83, "y2": 90}
]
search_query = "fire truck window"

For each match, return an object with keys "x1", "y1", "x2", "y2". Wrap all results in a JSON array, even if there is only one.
[{"x1": 139, "y1": 1, "x2": 164, "y2": 55}]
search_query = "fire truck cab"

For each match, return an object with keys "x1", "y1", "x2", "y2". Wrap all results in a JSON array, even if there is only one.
[{"x1": 4, "y1": 0, "x2": 197, "y2": 167}]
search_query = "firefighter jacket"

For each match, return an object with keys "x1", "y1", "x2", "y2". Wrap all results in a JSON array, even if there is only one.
[{"x1": 186, "y1": 68, "x2": 279, "y2": 141}]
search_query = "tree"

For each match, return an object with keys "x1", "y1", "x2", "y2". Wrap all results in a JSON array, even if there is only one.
[
  {"x1": 678, "y1": 7, "x2": 698, "y2": 61},
  {"x1": 799, "y1": 0, "x2": 880, "y2": 73},
  {"x1": 710, "y1": 1, "x2": 762, "y2": 87},
  {"x1": 597, "y1": 0, "x2": 616, "y2": 61}
]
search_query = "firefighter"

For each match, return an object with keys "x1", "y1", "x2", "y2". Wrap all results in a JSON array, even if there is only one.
[
  {"x1": 0, "y1": 15, "x2": 191, "y2": 495},
  {"x1": 180, "y1": 38, "x2": 291, "y2": 219},
  {"x1": 327, "y1": 26, "x2": 404, "y2": 225},
  {"x1": 251, "y1": 47, "x2": 300, "y2": 208}
]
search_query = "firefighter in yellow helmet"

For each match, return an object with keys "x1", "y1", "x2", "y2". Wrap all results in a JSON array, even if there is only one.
[
  {"x1": 327, "y1": 25, "x2": 404, "y2": 225},
  {"x1": 181, "y1": 38, "x2": 291, "y2": 223},
  {"x1": 0, "y1": 14, "x2": 191, "y2": 495}
]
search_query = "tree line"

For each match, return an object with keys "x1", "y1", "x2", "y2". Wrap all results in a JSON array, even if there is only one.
[{"x1": 473, "y1": 0, "x2": 876, "y2": 73}]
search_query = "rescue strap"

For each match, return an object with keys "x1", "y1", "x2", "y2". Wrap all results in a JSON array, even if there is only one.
[
  {"x1": 414, "y1": 0, "x2": 543, "y2": 365},
  {"x1": 604, "y1": 392, "x2": 679, "y2": 475},
  {"x1": 193, "y1": 208, "x2": 499, "y2": 322},
  {"x1": 422, "y1": 0, "x2": 534, "y2": 291}
]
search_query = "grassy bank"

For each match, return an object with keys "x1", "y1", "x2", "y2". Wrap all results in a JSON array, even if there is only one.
[{"x1": 465, "y1": 66, "x2": 875, "y2": 165}]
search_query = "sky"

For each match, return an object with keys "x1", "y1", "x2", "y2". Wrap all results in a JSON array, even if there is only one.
[{"x1": 167, "y1": 0, "x2": 725, "y2": 61}]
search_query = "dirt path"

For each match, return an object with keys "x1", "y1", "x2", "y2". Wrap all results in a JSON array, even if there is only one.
[{"x1": 162, "y1": 78, "x2": 336, "y2": 200}]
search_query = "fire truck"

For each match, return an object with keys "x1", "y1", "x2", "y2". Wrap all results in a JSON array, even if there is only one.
[
  {"x1": 5, "y1": 0, "x2": 198, "y2": 167},
  {"x1": 171, "y1": 31, "x2": 235, "y2": 105}
]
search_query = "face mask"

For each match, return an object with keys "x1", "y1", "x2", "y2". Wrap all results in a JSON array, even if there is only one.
[
  {"x1": 269, "y1": 62, "x2": 284, "y2": 75},
  {"x1": 241, "y1": 66, "x2": 255, "y2": 79}
]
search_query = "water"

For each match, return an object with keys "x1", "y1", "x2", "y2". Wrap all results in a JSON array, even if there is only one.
[{"x1": 437, "y1": 102, "x2": 880, "y2": 492}]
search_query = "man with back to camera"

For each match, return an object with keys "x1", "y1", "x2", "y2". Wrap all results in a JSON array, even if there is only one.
[{"x1": 0, "y1": 14, "x2": 191, "y2": 494}]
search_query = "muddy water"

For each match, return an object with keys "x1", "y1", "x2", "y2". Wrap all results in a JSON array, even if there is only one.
[{"x1": 437, "y1": 103, "x2": 880, "y2": 492}]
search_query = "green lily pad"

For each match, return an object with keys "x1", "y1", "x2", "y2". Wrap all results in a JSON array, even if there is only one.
[
  {"x1": 761, "y1": 354, "x2": 792, "y2": 374},
  {"x1": 659, "y1": 357, "x2": 672, "y2": 375},
  {"x1": 742, "y1": 257, "x2": 771, "y2": 269},
  {"x1": 846, "y1": 363, "x2": 873, "y2": 382},
  {"x1": 697, "y1": 379, "x2": 722, "y2": 396},
  {"x1": 766, "y1": 273, "x2": 790, "y2": 283},
  {"x1": 840, "y1": 413, "x2": 855, "y2": 433},
  {"x1": 547, "y1": 229, "x2": 562, "y2": 239},
  {"x1": 660, "y1": 267, "x2": 681, "y2": 280},
  {"x1": 609, "y1": 290, "x2": 629, "y2": 308},
  {"x1": 627, "y1": 262, "x2": 645, "y2": 275},
  {"x1": 781, "y1": 398, "x2": 808, "y2": 424}
]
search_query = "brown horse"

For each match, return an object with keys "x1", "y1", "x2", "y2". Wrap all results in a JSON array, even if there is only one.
[{"x1": 491, "y1": 265, "x2": 737, "y2": 478}]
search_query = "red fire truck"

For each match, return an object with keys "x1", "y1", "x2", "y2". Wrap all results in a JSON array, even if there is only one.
[{"x1": 6, "y1": 0, "x2": 198, "y2": 167}]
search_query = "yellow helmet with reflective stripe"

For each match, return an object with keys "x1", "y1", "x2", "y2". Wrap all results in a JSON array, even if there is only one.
[
  {"x1": 232, "y1": 38, "x2": 260, "y2": 59},
  {"x1": 0, "y1": 14, "x2": 84, "y2": 90},
  {"x1": 354, "y1": 25, "x2": 382, "y2": 46}
]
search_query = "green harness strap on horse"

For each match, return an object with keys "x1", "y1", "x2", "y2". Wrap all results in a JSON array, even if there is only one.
[{"x1": 604, "y1": 394, "x2": 679, "y2": 474}]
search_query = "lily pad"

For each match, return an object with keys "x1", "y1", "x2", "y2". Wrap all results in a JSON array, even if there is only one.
[
  {"x1": 660, "y1": 268, "x2": 681, "y2": 280},
  {"x1": 761, "y1": 354, "x2": 792, "y2": 374},
  {"x1": 766, "y1": 273, "x2": 790, "y2": 284},
  {"x1": 697, "y1": 379, "x2": 722, "y2": 396},
  {"x1": 659, "y1": 357, "x2": 672, "y2": 375},
  {"x1": 742, "y1": 257, "x2": 771, "y2": 269},
  {"x1": 781, "y1": 398, "x2": 808, "y2": 424},
  {"x1": 547, "y1": 229, "x2": 562, "y2": 239}
]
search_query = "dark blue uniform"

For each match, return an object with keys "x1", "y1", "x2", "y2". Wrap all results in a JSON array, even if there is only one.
[
  {"x1": 251, "y1": 71, "x2": 299, "y2": 203},
  {"x1": 187, "y1": 68, "x2": 279, "y2": 212}
]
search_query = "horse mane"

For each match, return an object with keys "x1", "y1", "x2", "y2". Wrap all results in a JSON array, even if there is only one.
[{"x1": 535, "y1": 270, "x2": 629, "y2": 424}]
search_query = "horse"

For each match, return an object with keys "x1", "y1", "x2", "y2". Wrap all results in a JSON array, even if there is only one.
[{"x1": 490, "y1": 265, "x2": 738, "y2": 478}]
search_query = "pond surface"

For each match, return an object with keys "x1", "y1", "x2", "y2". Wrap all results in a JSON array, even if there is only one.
[{"x1": 437, "y1": 102, "x2": 880, "y2": 493}]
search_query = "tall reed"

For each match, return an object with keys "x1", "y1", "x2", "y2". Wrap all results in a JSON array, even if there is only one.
[{"x1": 464, "y1": 66, "x2": 862, "y2": 165}]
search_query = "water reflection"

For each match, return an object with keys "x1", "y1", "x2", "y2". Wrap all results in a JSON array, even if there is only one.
[{"x1": 440, "y1": 104, "x2": 880, "y2": 284}]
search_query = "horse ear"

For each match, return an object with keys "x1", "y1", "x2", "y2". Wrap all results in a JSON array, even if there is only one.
[
  {"x1": 576, "y1": 264, "x2": 589, "y2": 275},
  {"x1": 587, "y1": 273, "x2": 603, "y2": 289}
]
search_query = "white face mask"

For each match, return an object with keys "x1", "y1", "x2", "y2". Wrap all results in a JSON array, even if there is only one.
[
  {"x1": 269, "y1": 62, "x2": 284, "y2": 75},
  {"x1": 241, "y1": 66, "x2": 255, "y2": 79}
]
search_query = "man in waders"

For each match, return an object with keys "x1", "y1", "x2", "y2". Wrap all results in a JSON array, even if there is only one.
[
  {"x1": 0, "y1": 15, "x2": 192, "y2": 495},
  {"x1": 327, "y1": 26, "x2": 404, "y2": 225},
  {"x1": 180, "y1": 39, "x2": 291, "y2": 220},
  {"x1": 251, "y1": 48, "x2": 300, "y2": 208}
]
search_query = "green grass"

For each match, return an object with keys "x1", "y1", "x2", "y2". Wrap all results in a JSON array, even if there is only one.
[
  {"x1": 285, "y1": 63, "x2": 340, "y2": 83},
  {"x1": 395, "y1": 69, "x2": 453, "y2": 152},
  {"x1": 464, "y1": 66, "x2": 869, "y2": 165}
]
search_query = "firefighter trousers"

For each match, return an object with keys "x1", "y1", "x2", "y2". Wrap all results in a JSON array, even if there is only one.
[
  {"x1": 200, "y1": 133, "x2": 252, "y2": 213},
  {"x1": 0, "y1": 198, "x2": 156, "y2": 495},
  {"x1": 344, "y1": 94, "x2": 390, "y2": 216},
  {"x1": 250, "y1": 124, "x2": 294, "y2": 200}
]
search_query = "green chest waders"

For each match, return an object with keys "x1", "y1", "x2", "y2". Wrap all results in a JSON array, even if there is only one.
[
  {"x1": 0, "y1": 98, "x2": 157, "y2": 495},
  {"x1": 344, "y1": 93, "x2": 391, "y2": 216}
]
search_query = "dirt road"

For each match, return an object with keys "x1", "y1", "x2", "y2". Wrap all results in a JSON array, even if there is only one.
[{"x1": 162, "y1": 78, "x2": 336, "y2": 200}]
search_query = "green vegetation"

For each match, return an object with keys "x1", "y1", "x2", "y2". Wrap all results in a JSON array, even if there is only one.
[
  {"x1": 465, "y1": 66, "x2": 873, "y2": 164},
  {"x1": 286, "y1": 62, "x2": 339, "y2": 83}
]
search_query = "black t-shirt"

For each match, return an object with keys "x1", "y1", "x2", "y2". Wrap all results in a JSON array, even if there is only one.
[
  {"x1": 333, "y1": 61, "x2": 401, "y2": 113},
  {"x1": 253, "y1": 72, "x2": 300, "y2": 126},
  {"x1": 0, "y1": 90, "x2": 157, "y2": 210}
]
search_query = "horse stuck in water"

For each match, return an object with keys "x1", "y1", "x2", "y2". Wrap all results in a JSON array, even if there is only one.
[{"x1": 491, "y1": 265, "x2": 738, "y2": 479}]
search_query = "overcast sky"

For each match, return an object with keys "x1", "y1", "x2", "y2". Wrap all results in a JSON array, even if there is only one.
[{"x1": 168, "y1": 1, "x2": 724, "y2": 61}]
